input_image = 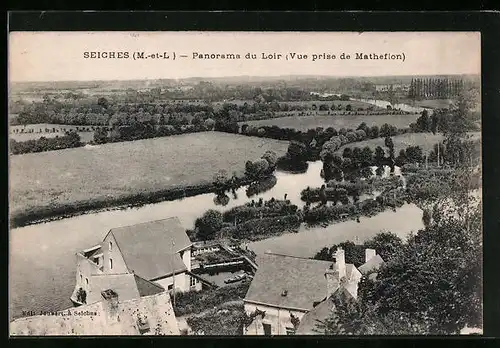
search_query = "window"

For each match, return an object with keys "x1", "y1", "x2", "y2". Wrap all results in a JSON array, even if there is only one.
[
  {"x1": 85, "y1": 278, "x2": 89, "y2": 289},
  {"x1": 285, "y1": 327, "x2": 296, "y2": 335},
  {"x1": 109, "y1": 241, "x2": 113, "y2": 251},
  {"x1": 167, "y1": 284, "x2": 173, "y2": 291},
  {"x1": 80, "y1": 274, "x2": 83, "y2": 282},
  {"x1": 110, "y1": 258, "x2": 113, "y2": 270},
  {"x1": 262, "y1": 323, "x2": 272, "y2": 336},
  {"x1": 190, "y1": 276, "x2": 197, "y2": 287},
  {"x1": 180, "y1": 251, "x2": 184, "y2": 260}
]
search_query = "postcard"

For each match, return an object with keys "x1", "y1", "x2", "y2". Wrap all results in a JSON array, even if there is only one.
[{"x1": 8, "y1": 30, "x2": 482, "y2": 336}]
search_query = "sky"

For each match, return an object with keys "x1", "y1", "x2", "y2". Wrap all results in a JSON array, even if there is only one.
[{"x1": 9, "y1": 31, "x2": 481, "y2": 82}]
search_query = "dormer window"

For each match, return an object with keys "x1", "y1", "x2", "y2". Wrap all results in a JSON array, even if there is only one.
[{"x1": 281, "y1": 290, "x2": 288, "y2": 297}]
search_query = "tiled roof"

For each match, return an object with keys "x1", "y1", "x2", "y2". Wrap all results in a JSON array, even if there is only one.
[
  {"x1": 296, "y1": 287, "x2": 356, "y2": 335},
  {"x1": 244, "y1": 253, "x2": 333, "y2": 310},
  {"x1": 109, "y1": 217, "x2": 191, "y2": 280},
  {"x1": 358, "y1": 254, "x2": 385, "y2": 275},
  {"x1": 134, "y1": 274, "x2": 165, "y2": 297}
]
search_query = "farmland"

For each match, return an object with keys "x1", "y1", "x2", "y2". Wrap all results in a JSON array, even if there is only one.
[
  {"x1": 336, "y1": 131, "x2": 481, "y2": 155},
  {"x1": 9, "y1": 131, "x2": 288, "y2": 218},
  {"x1": 239, "y1": 113, "x2": 421, "y2": 132}
]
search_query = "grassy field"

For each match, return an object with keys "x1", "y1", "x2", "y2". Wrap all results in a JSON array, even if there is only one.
[
  {"x1": 9, "y1": 131, "x2": 289, "y2": 217},
  {"x1": 336, "y1": 132, "x2": 481, "y2": 155},
  {"x1": 239, "y1": 113, "x2": 421, "y2": 132}
]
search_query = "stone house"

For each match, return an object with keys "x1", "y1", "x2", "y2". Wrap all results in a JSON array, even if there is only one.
[
  {"x1": 243, "y1": 248, "x2": 384, "y2": 335},
  {"x1": 71, "y1": 217, "x2": 202, "y2": 306}
]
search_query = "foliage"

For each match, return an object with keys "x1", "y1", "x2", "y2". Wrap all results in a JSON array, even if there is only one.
[
  {"x1": 195, "y1": 209, "x2": 224, "y2": 241},
  {"x1": 246, "y1": 175, "x2": 277, "y2": 198},
  {"x1": 173, "y1": 281, "x2": 250, "y2": 316},
  {"x1": 186, "y1": 303, "x2": 246, "y2": 335},
  {"x1": 10, "y1": 131, "x2": 83, "y2": 154},
  {"x1": 219, "y1": 214, "x2": 302, "y2": 240}
]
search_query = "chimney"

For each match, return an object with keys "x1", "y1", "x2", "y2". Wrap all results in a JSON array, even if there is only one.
[
  {"x1": 334, "y1": 248, "x2": 346, "y2": 279},
  {"x1": 365, "y1": 249, "x2": 377, "y2": 263},
  {"x1": 324, "y1": 248, "x2": 346, "y2": 299},
  {"x1": 325, "y1": 265, "x2": 340, "y2": 299}
]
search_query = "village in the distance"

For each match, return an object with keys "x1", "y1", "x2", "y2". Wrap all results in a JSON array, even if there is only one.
[{"x1": 9, "y1": 75, "x2": 482, "y2": 336}]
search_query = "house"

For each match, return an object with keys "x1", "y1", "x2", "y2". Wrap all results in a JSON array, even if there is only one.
[
  {"x1": 10, "y1": 291, "x2": 179, "y2": 336},
  {"x1": 296, "y1": 248, "x2": 385, "y2": 335},
  {"x1": 71, "y1": 217, "x2": 202, "y2": 306},
  {"x1": 243, "y1": 248, "x2": 384, "y2": 335}
]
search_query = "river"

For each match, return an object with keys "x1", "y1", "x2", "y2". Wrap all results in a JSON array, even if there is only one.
[
  {"x1": 9, "y1": 161, "x2": 423, "y2": 320},
  {"x1": 352, "y1": 98, "x2": 433, "y2": 114}
]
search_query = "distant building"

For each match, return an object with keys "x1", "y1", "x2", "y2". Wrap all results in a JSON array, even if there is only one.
[
  {"x1": 10, "y1": 292, "x2": 179, "y2": 336},
  {"x1": 243, "y1": 248, "x2": 384, "y2": 335},
  {"x1": 71, "y1": 217, "x2": 202, "y2": 307}
]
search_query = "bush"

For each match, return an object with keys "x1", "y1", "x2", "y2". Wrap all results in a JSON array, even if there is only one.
[
  {"x1": 173, "y1": 281, "x2": 250, "y2": 317},
  {"x1": 195, "y1": 210, "x2": 224, "y2": 241},
  {"x1": 219, "y1": 214, "x2": 302, "y2": 240},
  {"x1": 186, "y1": 303, "x2": 245, "y2": 335}
]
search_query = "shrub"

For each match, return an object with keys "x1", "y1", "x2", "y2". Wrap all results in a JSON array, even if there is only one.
[
  {"x1": 219, "y1": 214, "x2": 302, "y2": 240},
  {"x1": 173, "y1": 281, "x2": 250, "y2": 317}
]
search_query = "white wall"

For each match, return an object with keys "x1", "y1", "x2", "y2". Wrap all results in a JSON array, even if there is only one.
[
  {"x1": 180, "y1": 248, "x2": 192, "y2": 272},
  {"x1": 76, "y1": 253, "x2": 103, "y2": 292},
  {"x1": 102, "y1": 233, "x2": 128, "y2": 274},
  {"x1": 243, "y1": 302, "x2": 307, "y2": 336},
  {"x1": 154, "y1": 272, "x2": 190, "y2": 292}
]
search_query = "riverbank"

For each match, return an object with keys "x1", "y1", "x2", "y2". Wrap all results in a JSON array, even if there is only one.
[
  {"x1": 10, "y1": 132, "x2": 289, "y2": 227},
  {"x1": 10, "y1": 178, "x2": 262, "y2": 228}
]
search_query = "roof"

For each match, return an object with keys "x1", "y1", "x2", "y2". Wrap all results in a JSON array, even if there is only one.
[
  {"x1": 358, "y1": 254, "x2": 385, "y2": 275},
  {"x1": 10, "y1": 292, "x2": 179, "y2": 336},
  {"x1": 85, "y1": 274, "x2": 164, "y2": 305},
  {"x1": 109, "y1": 217, "x2": 191, "y2": 280},
  {"x1": 244, "y1": 253, "x2": 333, "y2": 310},
  {"x1": 133, "y1": 274, "x2": 165, "y2": 297},
  {"x1": 86, "y1": 273, "x2": 141, "y2": 305},
  {"x1": 296, "y1": 287, "x2": 356, "y2": 335}
]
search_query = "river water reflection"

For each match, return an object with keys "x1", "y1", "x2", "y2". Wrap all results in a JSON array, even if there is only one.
[{"x1": 9, "y1": 160, "x2": 422, "y2": 320}]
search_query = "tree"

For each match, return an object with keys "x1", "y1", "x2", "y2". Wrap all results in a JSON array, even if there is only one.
[
  {"x1": 213, "y1": 169, "x2": 229, "y2": 194},
  {"x1": 374, "y1": 146, "x2": 385, "y2": 166},
  {"x1": 93, "y1": 127, "x2": 108, "y2": 144},
  {"x1": 97, "y1": 97, "x2": 109, "y2": 109},
  {"x1": 195, "y1": 210, "x2": 224, "y2": 240},
  {"x1": 261, "y1": 150, "x2": 278, "y2": 171},
  {"x1": 287, "y1": 141, "x2": 308, "y2": 163},
  {"x1": 363, "y1": 232, "x2": 404, "y2": 262},
  {"x1": 360, "y1": 146, "x2": 373, "y2": 166},
  {"x1": 204, "y1": 118, "x2": 216, "y2": 130}
]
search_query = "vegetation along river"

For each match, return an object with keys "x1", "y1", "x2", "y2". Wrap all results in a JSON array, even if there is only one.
[{"x1": 9, "y1": 160, "x2": 424, "y2": 320}]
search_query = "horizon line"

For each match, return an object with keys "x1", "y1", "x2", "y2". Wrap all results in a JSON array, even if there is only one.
[{"x1": 9, "y1": 73, "x2": 480, "y2": 84}]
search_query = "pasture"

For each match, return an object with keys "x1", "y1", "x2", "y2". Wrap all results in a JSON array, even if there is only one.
[
  {"x1": 239, "y1": 113, "x2": 421, "y2": 132},
  {"x1": 336, "y1": 132, "x2": 481, "y2": 155},
  {"x1": 9, "y1": 132, "x2": 289, "y2": 216}
]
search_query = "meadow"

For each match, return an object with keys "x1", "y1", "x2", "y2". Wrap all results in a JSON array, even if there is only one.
[
  {"x1": 336, "y1": 132, "x2": 481, "y2": 155},
  {"x1": 9, "y1": 132, "x2": 289, "y2": 219},
  {"x1": 239, "y1": 113, "x2": 421, "y2": 132}
]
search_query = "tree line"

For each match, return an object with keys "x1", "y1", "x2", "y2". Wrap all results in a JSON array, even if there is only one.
[
  {"x1": 10, "y1": 131, "x2": 82, "y2": 155},
  {"x1": 408, "y1": 78, "x2": 464, "y2": 99}
]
